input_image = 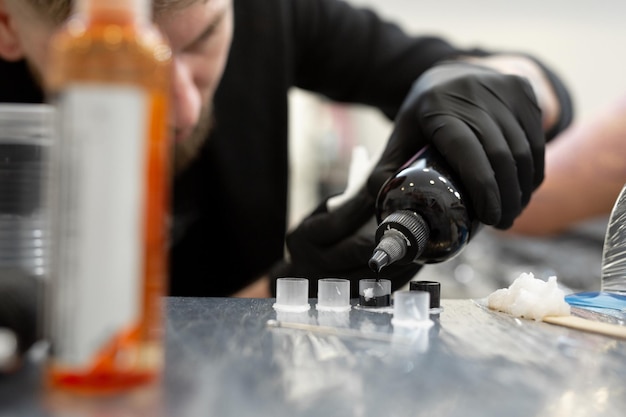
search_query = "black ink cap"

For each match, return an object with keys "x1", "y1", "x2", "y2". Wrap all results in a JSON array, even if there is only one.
[{"x1": 409, "y1": 280, "x2": 440, "y2": 309}]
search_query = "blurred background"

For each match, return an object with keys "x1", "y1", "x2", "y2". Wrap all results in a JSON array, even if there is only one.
[{"x1": 287, "y1": 0, "x2": 626, "y2": 298}]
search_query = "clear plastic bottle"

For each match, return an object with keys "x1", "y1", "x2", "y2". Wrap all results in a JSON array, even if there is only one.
[
  {"x1": 44, "y1": 0, "x2": 171, "y2": 393},
  {"x1": 369, "y1": 146, "x2": 481, "y2": 272},
  {"x1": 601, "y1": 183, "x2": 626, "y2": 294}
]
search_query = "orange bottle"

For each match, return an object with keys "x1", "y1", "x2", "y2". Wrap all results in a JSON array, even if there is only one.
[{"x1": 44, "y1": 0, "x2": 171, "y2": 393}]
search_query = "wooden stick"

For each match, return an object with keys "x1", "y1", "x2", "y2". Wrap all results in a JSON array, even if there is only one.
[
  {"x1": 266, "y1": 319, "x2": 396, "y2": 343},
  {"x1": 543, "y1": 315, "x2": 626, "y2": 340}
]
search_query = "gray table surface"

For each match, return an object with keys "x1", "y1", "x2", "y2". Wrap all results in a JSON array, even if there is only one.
[{"x1": 1, "y1": 297, "x2": 625, "y2": 417}]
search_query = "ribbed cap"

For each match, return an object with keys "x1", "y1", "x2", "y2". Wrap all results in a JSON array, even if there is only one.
[
  {"x1": 370, "y1": 210, "x2": 429, "y2": 272},
  {"x1": 368, "y1": 229, "x2": 407, "y2": 272},
  {"x1": 382, "y1": 211, "x2": 429, "y2": 253}
]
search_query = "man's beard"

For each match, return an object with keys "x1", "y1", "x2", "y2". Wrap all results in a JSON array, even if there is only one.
[{"x1": 173, "y1": 102, "x2": 213, "y2": 176}]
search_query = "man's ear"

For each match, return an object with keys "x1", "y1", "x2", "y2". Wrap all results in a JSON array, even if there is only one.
[{"x1": 0, "y1": 0, "x2": 25, "y2": 61}]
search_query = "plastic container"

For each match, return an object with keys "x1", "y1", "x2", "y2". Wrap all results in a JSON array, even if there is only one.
[
  {"x1": 316, "y1": 278, "x2": 351, "y2": 312},
  {"x1": 391, "y1": 291, "x2": 433, "y2": 328},
  {"x1": 44, "y1": 0, "x2": 171, "y2": 393},
  {"x1": 409, "y1": 280, "x2": 443, "y2": 313},
  {"x1": 273, "y1": 278, "x2": 310, "y2": 312},
  {"x1": 601, "y1": 183, "x2": 626, "y2": 294},
  {"x1": 358, "y1": 279, "x2": 391, "y2": 307}
]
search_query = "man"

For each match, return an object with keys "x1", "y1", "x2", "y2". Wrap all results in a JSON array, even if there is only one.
[{"x1": 0, "y1": 0, "x2": 570, "y2": 303}]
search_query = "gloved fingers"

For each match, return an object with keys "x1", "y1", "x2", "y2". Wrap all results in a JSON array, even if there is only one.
[
  {"x1": 427, "y1": 114, "x2": 503, "y2": 225},
  {"x1": 479, "y1": 122, "x2": 523, "y2": 229},
  {"x1": 485, "y1": 75, "x2": 544, "y2": 222},
  {"x1": 491, "y1": 105, "x2": 536, "y2": 211},
  {"x1": 507, "y1": 77, "x2": 545, "y2": 189},
  {"x1": 290, "y1": 186, "x2": 375, "y2": 246},
  {"x1": 458, "y1": 106, "x2": 528, "y2": 228}
]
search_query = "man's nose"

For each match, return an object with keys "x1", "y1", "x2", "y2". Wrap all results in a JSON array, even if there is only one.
[{"x1": 170, "y1": 58, "x2": 202, "y2": 134}]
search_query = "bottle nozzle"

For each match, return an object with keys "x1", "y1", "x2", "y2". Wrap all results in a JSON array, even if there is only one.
[
  {"x1": 368, "y1": 228, "x2": 409, "y2": 272},
  {"x1": 370, "y1": 210, "x2": 430, "y2": 271},
  {"x1": 368, "y1": 249, "x2": 390, "y2": 273}
]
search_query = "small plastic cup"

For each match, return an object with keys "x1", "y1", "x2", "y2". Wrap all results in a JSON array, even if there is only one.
[
  {"x1": 316, "y1": 278, "x2": 351, "y2": 312},
  {"x1": 359, "y1": 279, "x2": 391, "y2": 307},
  {"x1": 273, "y1": 278, "x2": 310, "y2": 312},
  {"x1": 391, "y1": 290, "x2": 433, "y2": 328}
]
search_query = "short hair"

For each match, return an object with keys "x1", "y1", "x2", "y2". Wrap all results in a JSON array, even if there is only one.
[{"x1": 23, "y1": 0, "x2": 203, "y2": 24}]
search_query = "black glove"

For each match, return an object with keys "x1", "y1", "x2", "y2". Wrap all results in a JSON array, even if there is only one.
[
  {"x1": 269, "y1": 186, "x2": 422, "y2": 299},
  {"x1": 368, "y1": 60, "x2": 546, "y2": 229}
]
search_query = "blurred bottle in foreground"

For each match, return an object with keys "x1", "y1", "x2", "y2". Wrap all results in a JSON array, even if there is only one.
[{"x1": 44, "y1": 0, "x2": 171, "y2": 393}]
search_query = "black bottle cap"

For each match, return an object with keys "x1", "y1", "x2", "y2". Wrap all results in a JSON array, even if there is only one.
[{"x1": 409, "y1": 280, "x2": 440, "y2": 309}]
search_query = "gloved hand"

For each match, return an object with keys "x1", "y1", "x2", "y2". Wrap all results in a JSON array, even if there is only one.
[
  {"x1": 269, "y1": 185, "x2": 422, "y2": 299},
  {"x1": 368, "y1": 60, "x2": 545, "y2": 229}
]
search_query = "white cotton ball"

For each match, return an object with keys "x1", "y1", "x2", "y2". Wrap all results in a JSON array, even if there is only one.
[{"x1": 487, "y1": 272, "x2": 571, "y2": 320}]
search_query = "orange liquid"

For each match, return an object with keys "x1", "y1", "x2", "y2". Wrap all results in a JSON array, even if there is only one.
[
  {"x1": 46, "y1": 325, "x2": 159, "y2": 394},
  {"x1": 45, "y1": 8, "x2": 171, "y2": 394}
]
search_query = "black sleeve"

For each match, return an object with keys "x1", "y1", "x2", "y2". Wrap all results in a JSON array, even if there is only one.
[
  {"x1": 524, "y1": 54, "x2": 574, "y2": 141},
  {"x1": 287, "y1": 0, "x2": 484, "y2": 119}
]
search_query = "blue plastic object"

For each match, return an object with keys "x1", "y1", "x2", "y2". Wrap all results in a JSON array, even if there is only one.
[{"x1": 565, "y1": 291, "x2": 626, "y2": 312}]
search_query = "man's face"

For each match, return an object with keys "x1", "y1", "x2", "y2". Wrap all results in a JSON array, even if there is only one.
[
  {"x1": 156, "y1": 0, "x2": 233, "y2": 144},
  {"x1": 0, "y1": 0, "x2": 234, "y2": 166},
  {"x1": 156, "y1": 0, "x2": 234, "y2": 171}
]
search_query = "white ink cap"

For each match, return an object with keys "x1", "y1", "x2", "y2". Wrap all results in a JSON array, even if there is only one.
[
  {"x1": 391, "y1": 290, "x2": 434, "y2": 328},
  {"x1": 316, "y1": 278, "x2": 351, "y2": 312},
  {"x1": 273, "y1": 278, "x2": 310, "y2": 312}
]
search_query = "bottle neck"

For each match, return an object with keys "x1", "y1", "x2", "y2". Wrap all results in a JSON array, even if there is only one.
[{"x1": 75, "y1": 0, "x2": 151, "y2": 21}]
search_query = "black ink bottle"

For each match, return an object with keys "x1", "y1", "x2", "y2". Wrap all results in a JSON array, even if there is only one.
[{"x1": 369, "y1": 146, "x2": 481, "y2": 272}]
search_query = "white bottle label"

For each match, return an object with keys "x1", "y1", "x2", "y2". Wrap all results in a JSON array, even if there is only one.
[{"x1": 51, "y1": 85, "x2": 147, "y2": 367}]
